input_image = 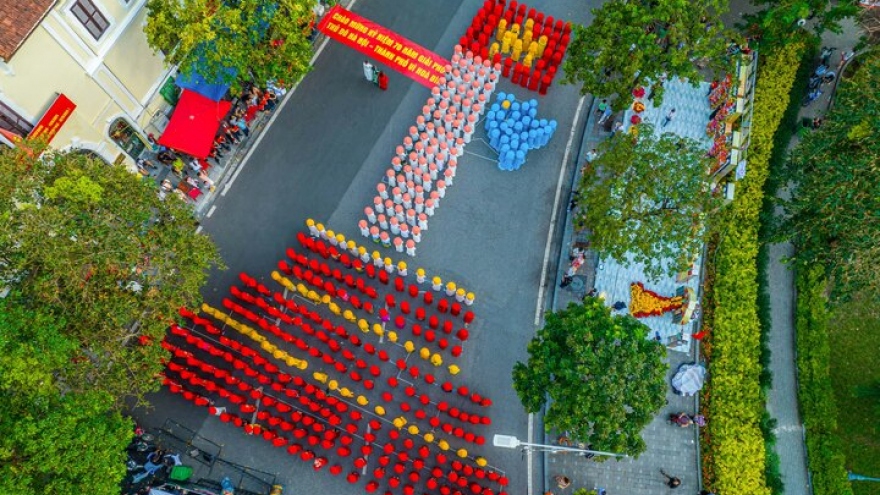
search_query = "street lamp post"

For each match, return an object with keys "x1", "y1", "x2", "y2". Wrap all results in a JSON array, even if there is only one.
[{"x1": 492, "y1": 434, "x2": 627, "y2": 458}]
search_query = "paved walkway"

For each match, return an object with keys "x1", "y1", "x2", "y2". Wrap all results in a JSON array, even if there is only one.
[
  {"x1": 544, "y1": 96, "x2": 700, "y2": 495},
  {"x1": 765, "y1": 19, "x2": 862, "y2": 495}
]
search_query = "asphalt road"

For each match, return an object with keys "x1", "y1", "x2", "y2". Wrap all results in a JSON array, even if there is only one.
[{"x1": 156, "y1": 1, "x2": 597, "y2": 494}]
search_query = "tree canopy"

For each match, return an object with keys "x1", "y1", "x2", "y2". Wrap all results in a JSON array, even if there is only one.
[
  {"x1": 779, "y1": 52, "x2": 880, "y2": 299},
  {"x1": 0, "y1": 301, "x2": 132, "y2": 495},
  {"x1": 145, "y1": 0, "x2": 316, "y2": 92},
  {"x1": 741, "y1": 0, "x2": 858, "y2": 48},
  {"x1": 0, "y1": 144, "x2": 222, "y2": 404},
  {"x1": 512, "y1": 297, "x2": 668, "y2": 457},
  {"x1": 563, "y1": 0, "x2": 730, "y2": 109},
  {"x1": 574, "y1": 124, "x2": 717, "y2": 280}
]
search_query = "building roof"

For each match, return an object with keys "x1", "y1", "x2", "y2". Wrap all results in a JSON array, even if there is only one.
[{"x1": 0, "y1": 0, "x2": 57, "y2": 61}]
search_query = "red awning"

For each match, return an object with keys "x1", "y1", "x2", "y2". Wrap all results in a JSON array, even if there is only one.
[{"x1": 158, "y1": 89, "x2": 232, "y2": 159}]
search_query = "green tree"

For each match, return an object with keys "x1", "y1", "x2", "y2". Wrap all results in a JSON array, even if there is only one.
[
  {"x1": 779, "y1": 52, "x2": 880, "y2": 299},
  {"x1": 741, "y1": 0, "x2": 858, "y2": 48},
  {"x1": 512, "y1": 297, "x2": 668, "y2": 457},
  {"x1": 0, "y1": 300, "x2": 132, "y2": 495},
  {"x1": 563, "y1": 0, "x2": 730, "y2": 109},
  {"x1": 145, "y1": 0, "x2": 316, "y2": 92},
  {"x1": 0, "y1": 144, "x2": 223, "y2": 404},
  {"x1": 574, "y1": 124, "x2": 718, "y2": 280}
]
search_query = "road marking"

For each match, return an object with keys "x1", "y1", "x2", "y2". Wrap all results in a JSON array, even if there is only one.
[
  {"x1": 220, "y1": 13, "x2": 346, "y2": 197},
  {"x1": 195, "y1": 225, "x2": 203, "y2": 234},
  {"x1": 534, "y1": 96, "x2": 587, "y2": 325},
  {"x1": 206, "y1": 205, "x2": 217, "y2": 218},
  {"x1": 527, "y1": 412, "x2": 535, "y2": 495}
]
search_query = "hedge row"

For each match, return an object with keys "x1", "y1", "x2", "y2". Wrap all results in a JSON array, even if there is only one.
[
  {"x1": 795, "y1": 265, "x2": 853, "y2": 495},
  {"x1": 702, "y1": 41, "x2": 805, "y2": 495}
]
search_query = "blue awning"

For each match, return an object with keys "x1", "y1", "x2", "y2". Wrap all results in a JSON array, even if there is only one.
[{"x1": 175, "y1": 68, "x2": 234, "y2": 102}]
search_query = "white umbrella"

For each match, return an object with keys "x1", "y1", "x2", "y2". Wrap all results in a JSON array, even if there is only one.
[{"x1": 672, "y1": 363, "x2": 706, "y2": 396}]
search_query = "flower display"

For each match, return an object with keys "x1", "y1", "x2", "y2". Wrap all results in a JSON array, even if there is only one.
[
  {"x1": 632, "y1": 86, "x2": 646, "y2": 98},
  {"x1": 630, "y1": 114, "x2": 642, "y2": 125},
  {"x1": 629, "y1": 282, "x2": 683, "y2": 318},
  {"x1": 632, "y1": 101, "x2": 646, "y2": 113}
]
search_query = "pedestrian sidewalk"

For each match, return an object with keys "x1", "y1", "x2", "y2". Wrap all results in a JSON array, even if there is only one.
[
  {"x1": 544, "y1": 95, "x2": 700, "y2": 495},
  {"x1": 765, "y1": 18, "x2": 863, "y2": 495}
]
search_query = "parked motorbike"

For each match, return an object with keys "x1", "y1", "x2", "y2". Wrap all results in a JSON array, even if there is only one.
[
  {"x1": 802, "y1": 87, "x2": 823, "y2": 106},
  {"x1": 820, "y1": 46, "x2": 836, "y2": 66}
]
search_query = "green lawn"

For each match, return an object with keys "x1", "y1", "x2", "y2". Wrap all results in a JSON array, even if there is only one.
[{"x1": 830, "y1": 299, "x2": 880, "y2": 495}]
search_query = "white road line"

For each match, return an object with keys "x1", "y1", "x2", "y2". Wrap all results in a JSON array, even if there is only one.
[
  {"x1": 527, "y1": 412, "x2": 535, "y2": 495},
  {"x1": 195, "y1": 225, "x2": 203, "y2": 234},
  {"x1": 206, "y1": 205, "x2": 217, "y2": 218},
  {"x1": 219, "y1": 10, "x2": 348, "y2": 197},
  {"x1": 534, "y1": 96, "x2": 587, "y2": 325}
]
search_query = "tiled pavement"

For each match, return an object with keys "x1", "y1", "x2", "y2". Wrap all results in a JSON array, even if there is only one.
[{"x1": 545, "y1": 97, "x2": 700, "y2": 495}]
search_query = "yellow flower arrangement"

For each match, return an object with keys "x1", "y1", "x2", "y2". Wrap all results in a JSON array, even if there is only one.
[{"x1": 630, "y1": 282, "x2": 683, "y2": 318}]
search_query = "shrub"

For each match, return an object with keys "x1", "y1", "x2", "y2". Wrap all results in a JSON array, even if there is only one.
[
  {"x1": 702, "y1": 41, "x2": 804, "y2": 495},
  {"x1": 795, "y1": 266, "x2": 854, "y2": 495}
]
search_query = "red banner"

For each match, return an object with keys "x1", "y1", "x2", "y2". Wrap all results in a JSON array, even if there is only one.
[
  {"x1": 29, "y1": 93, "x2": 76, "y2": 145},
  {"x1": 318, "y1": 5, "x2": 448, "y2": 88}
]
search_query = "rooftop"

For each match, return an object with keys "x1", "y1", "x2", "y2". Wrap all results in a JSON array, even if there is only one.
[{"x1": 0, "y1": 0, "x2": 57, "y2": 61}]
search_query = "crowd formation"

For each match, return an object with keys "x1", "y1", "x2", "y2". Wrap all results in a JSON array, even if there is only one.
[{"x1": 140, "y1": 83, "x2": 285, "y2": 202}]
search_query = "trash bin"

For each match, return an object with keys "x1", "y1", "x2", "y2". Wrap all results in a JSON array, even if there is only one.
[{"x1": 168, "y1": 465, "x2": 193, "y2": 482}]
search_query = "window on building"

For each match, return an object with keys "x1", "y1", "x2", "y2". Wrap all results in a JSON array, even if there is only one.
[
  {"x1": 109, "y1": 119, "x2": 146, "y2": 159},
  {"x1": 70, "y1": 0, "x2": 110, "y2": 40},
  {"x1": 0, "y1": 100, "x2": 33, "y2": 138}
]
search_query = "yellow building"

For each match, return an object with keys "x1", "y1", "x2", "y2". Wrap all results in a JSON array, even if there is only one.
[{"x1": 0, "y1": 0, "x2": 176, "y2": 167}]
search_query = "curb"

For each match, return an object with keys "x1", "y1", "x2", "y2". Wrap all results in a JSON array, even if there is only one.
[{"x1": 539, "y1": 92, "x2": 596, "y2": 495}]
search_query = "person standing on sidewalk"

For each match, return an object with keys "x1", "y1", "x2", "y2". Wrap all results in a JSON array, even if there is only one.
[
  {"x1": 598, "y1": 105, "x2": 613, "y2": 125},
  {"x1": 660, "y1": 470, "x2": 681, "y2": 488},
  {"x1": 662, "y1": 108, "x2": 676, "y2": 127},
  {"x1": 581, "y1": 148, "x2": 599, "y2": 175}
]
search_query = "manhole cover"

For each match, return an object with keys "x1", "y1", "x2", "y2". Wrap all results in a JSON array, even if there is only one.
[{"x1": 568, "y1": 276, "x2": 585, "y2": 291}]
